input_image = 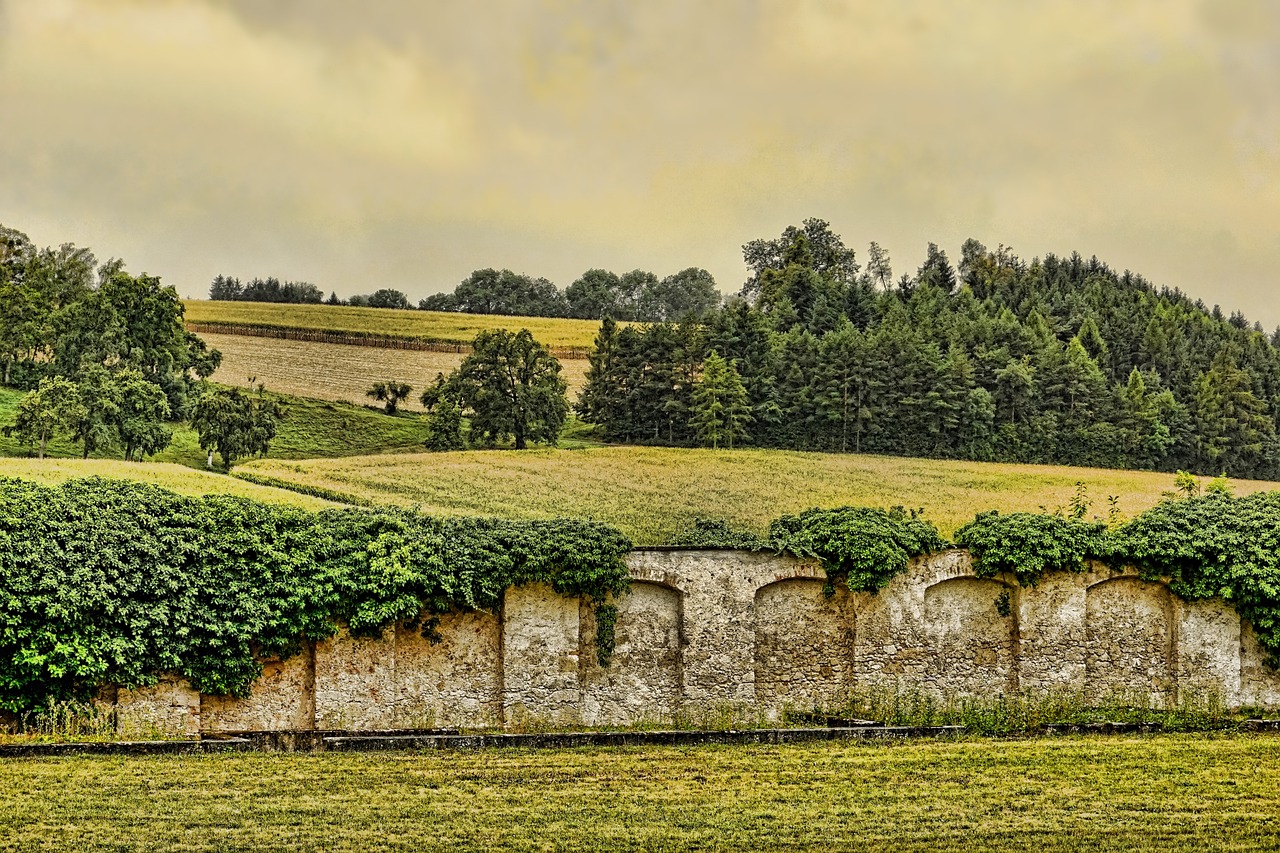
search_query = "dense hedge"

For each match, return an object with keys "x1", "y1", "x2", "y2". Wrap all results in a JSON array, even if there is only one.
[
  {"x1": 0, "y1": 477, "x2": 630, "y2": 713},
  {"x1": 955, "y1": 512, "x2": 1111, "y2": 586}
]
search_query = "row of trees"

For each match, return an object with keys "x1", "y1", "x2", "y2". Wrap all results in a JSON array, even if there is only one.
[
  {"x1": 574, "y1": 220, "x2": 1280, "y2": 479},
  {"x1": 209, "y1": 275, "x2": 324, "y2": 304},
  {"x1": 210, "y1": 266, "x2": 723, "y2": 324},
  {"x1": 3, "y1": 225, "x2": 282, "y2": 467},
  {"x1": 416, "y1": 266, "x2": 722, "y2": 322},
  {"x1": 209, "y1": 274, "x2": 415, "y2": 310}
]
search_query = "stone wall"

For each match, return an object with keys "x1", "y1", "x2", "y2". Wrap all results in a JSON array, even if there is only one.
[{"x1": 103, "y1": 549, "x2": 1276, "y2": 737}]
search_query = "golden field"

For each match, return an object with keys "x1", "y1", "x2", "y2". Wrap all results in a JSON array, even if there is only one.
[
  {"x1": 204, "y1": 332, "x2": 589, "y2": 410},
  {"x1": 183, "y1": 299, "x2": 610, "y2": 349},
  {"x1": 0, "y1": 457, "x2": 337, "y2": 509},
  {"x1": 236, "y1": 446, "x2": 1280, "y2": 543}
]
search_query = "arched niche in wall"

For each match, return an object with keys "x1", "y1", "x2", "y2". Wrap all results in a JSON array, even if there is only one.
[
  {"x1": 1084, "y1": 576, "x2": 1175, "y2": 704},
  {"x1": 753, "y1": 577, "x2": 854, "y2": 710},
  {"x1": 581, "y1": 580, "x2": 684, "y2": 722},
  {"x1": 921, "y1": 576, "x2": 1019, "y2": 694}
]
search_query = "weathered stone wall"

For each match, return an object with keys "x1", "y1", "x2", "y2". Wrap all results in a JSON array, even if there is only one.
[{"x1": 98, "y1": 549, "x2": 1277, "y2": 737}]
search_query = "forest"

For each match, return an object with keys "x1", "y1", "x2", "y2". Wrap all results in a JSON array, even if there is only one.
[{"x1": 576, "y1": 220, "x2": 1280, "y2": 479}]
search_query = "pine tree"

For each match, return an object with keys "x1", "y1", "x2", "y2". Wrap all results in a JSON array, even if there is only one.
[{"x1": 690, "y1": 351, "x2": 751, "y2": 449}]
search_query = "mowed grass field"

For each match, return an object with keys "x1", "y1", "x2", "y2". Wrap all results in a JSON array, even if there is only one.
[
  {"x1": 237, "y1": 445, "x2": 1280, "y2": 542},
  {"x1": 183, "y1": 299, "x2": 609, "y2": 349},
  {"x1": 3, "y1": 736, "x2": 1280, "y2": 852},
  {"x1": 204, "y1": 332, "x2": 589, "y2": 410}
]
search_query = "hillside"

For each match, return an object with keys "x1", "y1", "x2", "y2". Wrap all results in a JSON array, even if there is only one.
[
  {"x1": 0, "y1": 457, "x2": 337, "y2": 509},
  {"x1": 235, "y1": 446, "x2": 1279, "y2": 544},
  {"x1": 183, "y1": 299, "x2": 608, "y2": 350},
  {"x1": 203, "y1": 332, "x2": 589, "y2": 410},
  {"x1": 0, "y1": 386, "x2": 432, "y2": 468}
]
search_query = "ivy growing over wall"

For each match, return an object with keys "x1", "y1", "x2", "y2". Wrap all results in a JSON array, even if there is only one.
[
  {"x1": 954, "y1": 512, "x2": 1111, "y2": 586},
  {"x1": 0, "y1": 477, "x2": 630, "y2": 713},
  {"x1": 11, "y1": 475, "x2": 1280, "y2": 714},
  {"x1": 768, "y1": 506, "x2": 948, "y2": 594}
]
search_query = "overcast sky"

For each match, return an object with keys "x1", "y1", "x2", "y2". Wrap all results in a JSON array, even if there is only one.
[{"x1": 2, "y1": 0, "x2": 1278, "y2": 322}]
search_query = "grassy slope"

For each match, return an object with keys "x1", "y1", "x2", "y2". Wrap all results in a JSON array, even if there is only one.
[
  {"x1": 0, "y1": 457, "x2": 337, "y2": 510},
  {"x1": 0, "y1": 386, "x2": 430, "y2": 470},
  {"x1": 237, "y1": 445, "x2": 1280, "y2": 543},
  {"x1": 3, "y1": 736, "x2": 1279, "y2": 851},
  {"x1": 203, "y1": 331, "x2": 589, "y2": 410},
  {"x1": 184, "y1": 299, "x2": 608, "y2": 349}
]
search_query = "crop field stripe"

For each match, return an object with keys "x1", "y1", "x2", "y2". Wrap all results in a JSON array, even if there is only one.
[
  {"x1": 2, "y1": 735, "x2": 1279, "y2": 851},
  {"x1": 182, "y1": 299, "x2": 612, "y2": 349},
  {"x1": 201, "y1": 332, "x2": 589, "y2": 410},
  {"x1": 186, "y1": 322, "x2": 592, "y2": 359}
]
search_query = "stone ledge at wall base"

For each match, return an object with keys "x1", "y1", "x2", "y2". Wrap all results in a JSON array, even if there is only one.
[
  {"x1": 80, "y1": 548, "x2": 1280, "y2": 738},
  {"x1": 0, "y1": 725, "x2": 967, "y2": 757}
]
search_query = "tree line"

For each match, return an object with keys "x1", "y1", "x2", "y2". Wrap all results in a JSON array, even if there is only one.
[
  {"x1": 210, "y1": 274, "x2": 413, "y2": 309},
  {"x1": 420, "y1": 266, "x2": 721, "y2": 322},
  {"x1": 1, "y1": 225, "x2": 280, "y2": 466},
  {"x1": 211, "y1": 266, "x2": 723, "y2": 322},
  {"x1": 575, "y1": 219, "x2": 1280, "y2": 480}
]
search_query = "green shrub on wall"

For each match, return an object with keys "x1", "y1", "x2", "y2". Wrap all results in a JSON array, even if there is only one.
[
  {"x1": 768, "y1": 506, "x2": 948, "y2": 594},
  {"x1": 1111, "y1": 491, "x2": 1280, "y2": 662},
  {"x1": 0, "y1": 477, "x2": 630, "y2": 713},
  {"x1": 954, "y1": 511, "x2": 1111, "y2": 586}
]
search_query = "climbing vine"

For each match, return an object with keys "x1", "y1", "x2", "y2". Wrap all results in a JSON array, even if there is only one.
[
  {"x1": 11, "y1": 474, "x2": 1280, "y2": 713},
  {"x1": 954, "y1": 511, "x2": 1112, "y2": 586},
  {"x1": 0, "y1": 477, "x2": 630, "y2": 713},
  {"x1": 768, "y1": 506, "x2": 947, "y2": 594}
]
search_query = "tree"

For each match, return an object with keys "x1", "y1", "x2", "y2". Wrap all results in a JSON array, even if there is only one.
[
  {"x1": 418, "y1": 293, "x2": 459, "y2": 312},
  {"x1": 209, "y1": 275, "x2": 243, "y2": 300},
  {"x1": 66, "y1": 365, "x2": 121, "y2": 459},
  {"x1": 423, "y1": 399, "x2": 465, "y2": 451},
  {"x1": 453, "y1": 269, "x2": 569, "y2": 317},
  {"x1": 5, "y1": 377, "x2": 81, "y2": 458},
  {"x1": 439, "y1": 329, "x2": 568, "y2": 449},
  {"x1": 690, "y1": 351, "x2": 751, "y2": 449},
  {"x1": 637, "y1": 268, "x2": 721, "y2": 322},
  {"x1": 741, "y1": 218, "x2": 859, "y2": 300},
  {"x1": 565, "y1": 269, "x2": 624, "y2": 320},
  {"x1": 113, "y1": 369, "x2": 173, "y2": 460},
  {"x1": 364, "y1": 288, "x2": 412, "y2": 310},
  {"x1": 366, "y1": 381, "x2": 412, "y2": 415},
  {"x1": 190, "y1": 385, "x2": 285, "y2": 469},
  {"x1": 575, "y1": 317, "x2": 623, "y2": 426},
  {"x1": 866, "y1": 241, "x2": 893, "y2": 291}
]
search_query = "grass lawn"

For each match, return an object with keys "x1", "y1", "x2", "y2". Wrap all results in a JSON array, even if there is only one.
[
  {"x1": 1, "y1": 735, "x2": 1278, "y2": 851},
  {"x1": 184, "y1": 299, "x2": 609, "y2": 349},
  {"x1": 237, "y1": 445, "x2": 1280, "y2": 542},
  {"x1": 0, "y1": 386, "x2": 431, "y2": 470}
]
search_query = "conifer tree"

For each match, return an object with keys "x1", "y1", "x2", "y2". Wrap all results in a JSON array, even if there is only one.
[{"x1": 690, "y1": 351, "x2": 751, "y2": 449}]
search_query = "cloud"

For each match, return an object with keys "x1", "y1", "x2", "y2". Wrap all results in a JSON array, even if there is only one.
[{"x1": 0, "y1": 0, "x2": 1277, "y2": 323}]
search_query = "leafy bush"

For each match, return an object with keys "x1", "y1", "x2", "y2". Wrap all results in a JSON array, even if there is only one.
[
  {"x1": 768, "y1": 506, "x2": 947, "y2": 593},
  {"x1": 0, "y1": 477, "x2": 630, "y2": 713},
  {"x1": 954, "y1": 511, "x2": 1112, "y2": 586},
  {"x1": 1111, "y1": 491, "x2": 1280, "y2": 659}
]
